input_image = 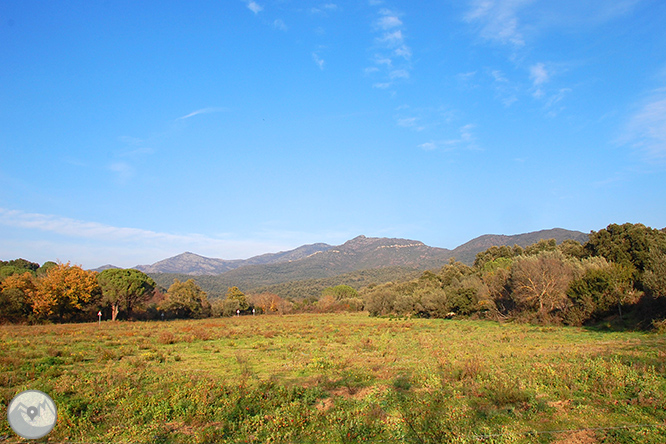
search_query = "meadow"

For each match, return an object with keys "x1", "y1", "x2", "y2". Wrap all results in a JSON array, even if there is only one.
[{"x1": 1, "y1": 313, "x2": 665, "y2": 443}]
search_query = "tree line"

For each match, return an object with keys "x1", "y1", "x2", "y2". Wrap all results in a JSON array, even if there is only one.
[
  {"x1": 2, "y1": 223, "x2": 665, "y2": 330},
  {"x1": 0, "y1": 262, "x2": 213, "y2": 323},
  {"x1": 361, "y1": 223, "x2": 666, "y2": 330},
  {"x1": 0, "y1": 259, "x2": 343, "y2": 323}
]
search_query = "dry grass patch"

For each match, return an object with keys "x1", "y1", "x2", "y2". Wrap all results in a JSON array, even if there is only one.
[{"x1": 1, "y1": 313, "x2": 665, "y2": 443}]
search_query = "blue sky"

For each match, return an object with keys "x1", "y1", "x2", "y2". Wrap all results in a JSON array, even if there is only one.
[{"x1": 1, "y1": 0, "x2": 665, "y2": 269}]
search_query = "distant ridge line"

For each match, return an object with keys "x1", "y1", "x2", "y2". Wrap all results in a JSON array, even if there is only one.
[{"x1": 91, "y1": 228, "x2": 588, "y2": 275}]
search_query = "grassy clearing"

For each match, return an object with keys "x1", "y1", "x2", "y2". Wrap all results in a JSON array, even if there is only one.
[{"x1": 1, "y1": 313, "x2": 665, "y2": 443}]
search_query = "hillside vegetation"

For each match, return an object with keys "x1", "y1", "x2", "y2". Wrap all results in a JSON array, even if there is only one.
[
  {"x1": 133, "y1": 243, "x2": 333, "y2": 275},
  {"x1": 361, "y1": 224, "x2": 666, "y2": 330},
  {"x1": 150, "y1": 266, "x2": 423, "y2": 300},
  {"x1": 146, "y1": 229, "x2": 587, "y2": 298},
  {"x1": 1, "y1": 224, "x2": 663, "y2": 330}
]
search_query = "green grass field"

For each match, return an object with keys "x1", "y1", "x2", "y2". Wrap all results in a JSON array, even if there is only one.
[{"x1": 1, "y1": 313, "x2": 665, "y2": 443}]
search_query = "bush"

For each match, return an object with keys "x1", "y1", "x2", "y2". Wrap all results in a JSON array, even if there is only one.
[
  {"x1": 221, "y1": 299, "x2": 242, "y2": 317},
  {"x1": 566, "y1": 260, "x2": 637, "y2": 324},
  {"x1": 363, "y1": 285, "x2": 398, "y2": 317},
  {"x1": 508, "y1": 252, "x2": 574, "y2": 323}
]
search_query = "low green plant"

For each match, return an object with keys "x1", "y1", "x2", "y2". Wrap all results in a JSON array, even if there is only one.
[{"x1": 1, "y1": 313, "x2": 665, "y2": 443}]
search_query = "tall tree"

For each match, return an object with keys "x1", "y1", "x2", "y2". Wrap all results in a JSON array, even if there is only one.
[
  {"x1": 97, "y1": 269, "x2": 156, "y2": 321},
  {"x1": 249, "y1": 292, "x2": 283, "y2": 314},
  {"x1": 474, "y1": 245, "x2": 522, "y2": 269},
  {"x1": 32, "y1": 263, "x2": 100, "y2": 321},
  {"x1": 584, "y1": 223, "x2": 666, "y2": 273},
  {"x1": 0, "y1": 272, "x2": 37, "y2": 322},
  {"x1": 322, "y1": 284, "x2": 359, "y2": 300},
  {"x1": 226, "y1": 286, "x2": 249, "y2": 311},
  {"x1": 509, "y1": 252, "x2": 574, "y2": 319},
  {"x1": 0, "y1": 259, "x2": 40, "y2": 283},
  {"x1": 36, "y1": 261, "x2": 58, "y2": 276},
  {"x1": 161, "y1": 279, "x2": 211, "y2": 319},
  {"x1": 567, "y1": 260, "x2": 636, "y2": 321}
]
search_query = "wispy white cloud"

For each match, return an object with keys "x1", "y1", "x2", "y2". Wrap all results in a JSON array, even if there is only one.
[
  {"x1": 464, "y1": 1, "x2": 637, "y2": 109},
  {"x1": 531, "y1": 1, "x2": 640, "y2": 29},
  {"x1": 373, "y1": 56, "x2": 393, "y2": 67},
  {"x1": 456, "y1": 124, "x2": 478, "y2": 149},
  {"x1": 530, "y1": 62, "x2": 549, "y2": 98},
  {"x1": 372, "y1": 82, "x2": 392, "y2": 89},
  {"x1": 176, "y1": 107, "x2": 227, "y2": 120},
  {"x1": 418, "y1": 142, "x2": 437, "y2": 151},
  {"x1": 109, "y1": 162, "x2": 134, "y2": 184},
  {"x1": 116, "y1": 143, "x2": 155, "y2": 159},
  {"x1": 273, "y1": 19, "x2": 288, "y2": 31},
  {"x1": 487, "y1": 69, "x2": 518, "y2": 106},
  {"x1": 464, "y1": 0, "x2": 639, "y2": 49},
  {"x1": 396, "y1": 116, "x2": 424, "y2": 131},
  {"x1": 458, "y1": 71, "x2": 477, "y2": 81},
  {"x1": 394, "y1": 105, "x2": 457, "y2": 133},
  {"x1": 530, "y1": 62, "x2": 548, "y2": 85},
  {"x1": 376, "y1": 13, "x2": 402, "y2": 30},
  {"x1": 0, "y1": 208, "x2": 291, "y2": 268},
  {"x1": 366, "y1": 7, "x2": 412, "y2": 90},
  {"x1": 490, "y1": 69, "x2": 508, "y2": 83},
  {"x1": 389, "y1": 69, "x2": 410, "y2": 80},
  {"x1": 312, "y1": 52, "x2": 325, "y2": 70},
  {"x1": 620, "y1": 88, "x2": 666, "y2": 161},
  {"x1": 311, "y1": 3, "x2": 339, "y2": 15},
  {"x1": 544, "y1": 87, "x2": 572, "y2": 116},
  {"x1": 0, "y1": 208, "x2": 172, "y2": 243},
  {"x1": 464, "y1": 0, "x2": 529, "y2": 47},
  {"x1": 394, "y1": 45, "x2": 412, "y2": 59},
  {"x1": 527, "y1": 62, "x2": 573, "y2": 112},
  {"x1": 377, "y1": 30, "x2": 404, "y2": 46},
  {"x1": 244, "y1": 0, "x2": 263, "y2": 14},
  {"x1": 418, "y1": 124, "x2": 480, "y2": 151}
]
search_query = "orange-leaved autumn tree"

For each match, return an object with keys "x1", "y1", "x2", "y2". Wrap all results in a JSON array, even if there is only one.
[
  {"x1": 249, "y1": 292, "x2": 285, "y2": 314},
  {"x1": 32, "y1": 262, "x2": 100, "y2": 321}
]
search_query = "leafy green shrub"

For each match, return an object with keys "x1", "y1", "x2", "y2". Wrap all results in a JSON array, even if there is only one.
[
  {"x1": 449, "y1": 287, "x2": 478, "y2": 316},
  {"x1": 566, "y1": 260, "x2": 636, "y2": 324},
  {"x1": 363, "y1": 285, "x2": 398, "y2": 316},
  {"x1": 392, "y1": 374, "x2": 412, "y2": 391}
]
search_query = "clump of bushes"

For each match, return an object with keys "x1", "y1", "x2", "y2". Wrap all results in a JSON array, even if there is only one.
[{"x1": 361, "y1": 223, "x2": 666, "y2": 330}]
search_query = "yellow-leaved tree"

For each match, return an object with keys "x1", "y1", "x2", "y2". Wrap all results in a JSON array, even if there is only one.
[{"x1": 31, "y1": 262, "x2": 100, "y2": 321}]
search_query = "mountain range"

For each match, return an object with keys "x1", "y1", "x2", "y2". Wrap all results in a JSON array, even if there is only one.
[
  {"x1": 92, "y1": 228, "x2": 589, "y2": 298},
  {"x1": 133, "y1": 243, "x2": 331, "y2": 275},
  {"x1": 122, "y1": 228, "x2": 587, "y2": 276}
]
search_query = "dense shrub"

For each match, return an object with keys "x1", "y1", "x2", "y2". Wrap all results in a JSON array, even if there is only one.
[
  {"x1": 508, "y1": 251, "x2": 575, "y2": 322},
  {"x1": 362, "y1": 224, "x2": 666, "y2": 329}
]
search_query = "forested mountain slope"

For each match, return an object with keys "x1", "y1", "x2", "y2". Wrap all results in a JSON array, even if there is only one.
[
  {"x1": 134, "y1": 243, "x2": 332, "y2": 275},
  {"x1": 148, "y1": 230, "x2": 587, "y2": 298}
]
